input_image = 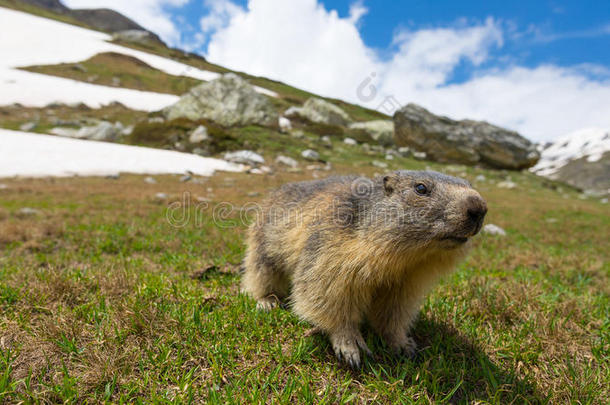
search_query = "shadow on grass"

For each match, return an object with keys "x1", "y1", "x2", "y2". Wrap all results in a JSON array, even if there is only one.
[{"x1": 310, "y1": 315, "x2": 544, "y2": 403}]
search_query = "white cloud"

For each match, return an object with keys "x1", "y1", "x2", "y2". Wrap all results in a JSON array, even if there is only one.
[
  {"x1": 63, "y1": 0, "x2": 188, "y2": 45},
  {"x1": 201, "y1": 0, "x2": 610, "y2": 142}
]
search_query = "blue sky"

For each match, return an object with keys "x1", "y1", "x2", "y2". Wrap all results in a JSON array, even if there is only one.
[
  {"x1": 64, "y1": 0, "x2": 610, "y2": 141},
  {"x1": 176, "y1": 0, "x2": 610, "y2": 79}
]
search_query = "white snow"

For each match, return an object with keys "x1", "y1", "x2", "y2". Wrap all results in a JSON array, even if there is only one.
[
  {"x1": 531, "y1": 128, "x2": 610, "y2": 177},
  {"x1": 0, "y1": 7, "x2": 276, "y2": 110},
  {"x1": 1, "y1": 68, "x2": 179, "y2": 110},
  {"x1": 0, "y1": 129, "x2": 244, "y2": 178}
]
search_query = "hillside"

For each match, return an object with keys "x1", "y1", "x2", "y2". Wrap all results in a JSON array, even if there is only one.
[{"x1": 531, "y1": 128, "x2": 610, "y2": 195}]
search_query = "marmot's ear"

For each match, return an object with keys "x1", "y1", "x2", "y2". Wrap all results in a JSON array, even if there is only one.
[{"x1": 383, "y1": 174, "x2": 395, "y2": 196}]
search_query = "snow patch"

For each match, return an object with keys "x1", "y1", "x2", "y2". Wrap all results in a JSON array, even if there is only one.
[
  {"x1": 0, "y1": 7, "x2": 276, "y2": 109},
  {"x1": 0, "y1": 129, "x2": 244, "y2": 178},
  {"x1": 531, "y1": 128, "x2": 610, "y2": 177}
]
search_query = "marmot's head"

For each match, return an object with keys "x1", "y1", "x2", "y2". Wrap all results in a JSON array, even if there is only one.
[{"x1": 379, "y1": 170, "x2": 487, "y2": 249}]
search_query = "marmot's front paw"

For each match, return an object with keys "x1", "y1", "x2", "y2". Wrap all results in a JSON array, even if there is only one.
[
  {"x1": 255, "y1": 296, "x2": 279, "y2": 311},
  {"x1": 330, "y1": 332, "x2": 371, "y2": 369}
]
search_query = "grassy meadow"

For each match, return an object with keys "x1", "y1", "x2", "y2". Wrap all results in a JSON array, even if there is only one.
[{"x1": 0, "y1": 145, "x2": 608, "y2": 403}]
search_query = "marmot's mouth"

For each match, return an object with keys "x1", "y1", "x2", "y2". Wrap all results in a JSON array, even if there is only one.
[{"x1": 442, "y1": 236, "x2": 469, "y2": 244}]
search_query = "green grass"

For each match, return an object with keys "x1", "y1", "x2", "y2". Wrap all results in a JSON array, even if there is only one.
[
  {"x1": 0, "y1": 154, "x2": 607, "y2": 403},
  {"x1": 22, "y1": 52, "x2": 203, "y2": 96}
]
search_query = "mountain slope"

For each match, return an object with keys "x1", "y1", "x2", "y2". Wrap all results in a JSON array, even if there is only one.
[{"x1": 531, "y1": 128, "x2": 610, "y2": 194}]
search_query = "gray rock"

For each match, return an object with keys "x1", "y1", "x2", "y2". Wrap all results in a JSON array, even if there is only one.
[
  {"x1": 289, "y1": 98, "x2": 352, "y2": 126},
  {"x1": 475, "y1": 175, "x2": 487, "y2": 182},
  {"x1": 275, "y1": 155, "x2": 298, "y2": 168},
  {"x1": 180, "y1": 174, "x2": 192, "y2": 182},
  {"x1": 483, "y1": 224, "x2": 507, "y2": 236},
  {"x1": 343, "y1": 137, "x2": 357, "y2": 145},
  {"x1": 155, "y1": 192, "x2": 168, "y2": 200},
  {"x1": 385, "y1": 154, "x2": 394, "y2": 160},
  {"x1": 17, "y1": 207, "x2": 40, "y2": 216},
  {"x1": 349, "y1": 120, "x2": 394, "y2": 146},
  {"x1": 189, "y1": 125, "x2": 209, "y2": 144},
  {"x1": 372, "y1": 161, "x2": 389, "y2": 169},
  {"x1": 164, "y1": 73, "x2": 278, "y2": 127},
  {"x1": 224, "y1": 150, "x2": 265, "y2": 166},
  {"x1": 112, "y1": 29, "x2": 161, "y2": 46},
  {"x1": 50, "y1": 121, "x2": 124, "y2": 141},
  {"x1": 301, "y1": 149, "x2": 320, "y2": 161},
  {"x1": 192, "y1": 147, "x2": 210, "y2": 157},
  {"x1": 144, "y1": 176, "x2": 157, "y2": 184},
  {"x1": 413, "y1": 151, "x2": 427, "y2": 160},
  {"x1": 497, "y1": 181, "x2": 517, "y2": 189},
  {"x1": 394, "y1": 104, "x2": 540, "y2": 170},
  {"x1": 278, "y1": 116, "x2": 292, "y2": 133},
  {"x1": 19, "y1": 122, "x2": 37, "y2": 132},
  {"x1": 397, "y1": 146, "x2": 411, "y2": 157}
]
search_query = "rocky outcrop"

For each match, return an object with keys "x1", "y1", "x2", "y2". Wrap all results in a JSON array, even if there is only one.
[
  {"x1": 348, "y1": 120, "x2": 394, "y2": 146},
  {"x1": 50, "y1": 121, "x2": 126, "y2": 141},
  {"x1": 393, "y1": 104, "x2": 539, "y2": 170},
  {"x1": 112, "y1": 30, "x2": 161, "y2": 46},
  {"x1": 164, "y1": 74, "x2": 278, "y2": 127},
  {"x1": 21, "y1": 0, "x2": 164, "y2": 44},
  {"x1": 286, "y1": 98, "x2": 352, "y2": 126}
]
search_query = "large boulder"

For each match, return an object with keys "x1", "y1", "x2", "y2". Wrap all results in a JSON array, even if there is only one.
[
  {"x1": 164, "y1": 74, "x2": 278, "y2": 127},
  {"x1": 393, "y1": 104, "x2": 540, "y2": 170},
  {"x1": 348, "y1": 120, "x2": 394, "y2": 146},
  {"x1": 287, "y1": 98, "x2": 352, "y2": 126}
]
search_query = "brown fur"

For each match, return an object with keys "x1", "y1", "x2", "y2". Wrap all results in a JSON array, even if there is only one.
[{"x1": 242, "y1": 170, "x2": 487, "y2": 367}]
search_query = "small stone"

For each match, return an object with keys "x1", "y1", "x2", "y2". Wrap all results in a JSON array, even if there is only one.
[
  {"x1": 361, "y1": 143, "x2": 371, "y2": 152},
  {"x1": 144, "y1": 176, "x2": 157, "y2": 184},
  {"x1": 600, "y1": 198, "x2": 608, "y2": 204},
  {"x1": 413, "y1": 151, "x2": 427, "y2": 160},
  {"x1": 291, "y1": 130, "x2": 305, "y2": 139},
  {"x1": 343, "y1": 137, "x2": 357, "y2": 145},
  {"x1": 0, "y1": 184, "x2": 7, "y2": 190},
  {"x1": 397, "y1": 146, "x2": 411, "y2": 157},
  {"x1": 475, "y1": 175, "x2": 486, "y2": 182},
  {"x1": 106, "y1": 174, "x2": 120, "y2": 180},
  {"x1": 192, "y1": 148, "x2": 210, "y2": 156},
  {"x1": 385, "y1": 154, "x2": 394, "y2": 160},
  {"x1": 19, "y1": 122, "x2": 37, "y2": 132},
  {"x1": 155, "y1": 192, "x2": 168, "y2": 200},
  {"x1": 546, "y1": 218, "x2": 558, "y2": 223},
  {"x1": 17, "y1": 207, "x2": 40, "y2": 216},
  {"x1": 275, "y1": 155, "x2": 298, "y2": 168},
  {"x1": 278, "y1": 116, "x2": 292, "y2": 133},
  {"x1": 249, "y1": 168, "x2": 264, "y2": 175},
  {"x1": 260, "y1": 166, "x2": 273, "y2": 174},
  {"x1": 306, "y1": 165, "x2": 321, "y2": 171},
  {"x1": 320, "y1": 135, "x2": 332, "y2": 144},
  {"x1": 247, "y1": 192, "x2": 261, "y2": 197},
  {"x1": 372, "y1": 161, "x2": 389, "y2": 169},
  {"x1": 189, "y1": 125, "x2": 209, "y2": 144},
  {"x1": 224, "y1": 150, "x2": 265, "y2": 166},
  {"x1": 148, "y1": 117, "x2": 165, "y2": 124},
  {"x1": 111, "y1": 76, "x2": 121, "y2": 86},
  {"x1": 301, "y1": 149, "x2": 320, "y2": 161},
  {"x1": 497, "y1": 181, "x2": 517, "y2": 189},
  {"x1": 180, "y1": 174, "x2": 192, "y2": 182},
  {"x1": 482, "y1": 224, "x2": 506, "y2": 236}
]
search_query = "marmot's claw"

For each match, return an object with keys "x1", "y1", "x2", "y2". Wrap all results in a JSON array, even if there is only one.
[
  {"x1": 331, "y1": 334, "x2": 363, "y2": 369},
  {"x1": 256, "y1": 296, "x2": 279, "y2": 311}
]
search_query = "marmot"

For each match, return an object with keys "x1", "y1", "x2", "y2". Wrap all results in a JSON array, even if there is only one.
[{"x1": 242, "y1": 170, "x2": 487, "y2": 368}]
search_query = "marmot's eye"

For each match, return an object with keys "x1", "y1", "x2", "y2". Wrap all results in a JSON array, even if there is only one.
[{"x1": 414, "y1": 183, "x2": 428, "y2": 195}]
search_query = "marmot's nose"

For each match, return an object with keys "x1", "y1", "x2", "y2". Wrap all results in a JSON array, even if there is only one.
[{"x1": 465, "y1": 195, "x2": 487, "y2": 226}]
